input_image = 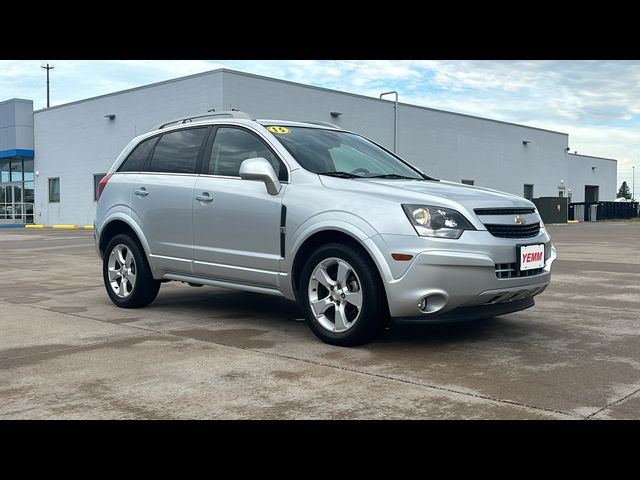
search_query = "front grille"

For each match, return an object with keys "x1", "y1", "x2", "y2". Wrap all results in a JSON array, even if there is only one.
[
  {"x1": 474, "y1": 208, "x2": 535, "y2": 216},
  {"x1": 485, "y1": 222, "x2": 540, "y2": 238},
  {"x1": 495, "y1": 262, "x2": 544, "y2": 279}
]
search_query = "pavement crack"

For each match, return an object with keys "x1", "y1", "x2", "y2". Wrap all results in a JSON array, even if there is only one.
[
  {"x1": 586, "y1": 386, "x2": 640, "y2": 419},
  {"x1": 0, "y1": 332, "x2": 155, "y2": 363},
  {"x1": 164, "y1": 328, "x2": 581, "y2": 419},
  {"x1": 0, "y1": 300, "x2": 159, "y2": 334}
]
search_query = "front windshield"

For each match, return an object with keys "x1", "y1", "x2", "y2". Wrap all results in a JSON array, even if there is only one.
[{"x1": 267, "y1": 126, "x2": 431, "y2": 180}]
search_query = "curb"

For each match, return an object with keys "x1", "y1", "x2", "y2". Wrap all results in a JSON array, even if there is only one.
[
  {"x1": 567, "y1": 220, "x2": 579, "y2": 224},
  {"x1": 22, "y1": 225, "x2": 94, "y2": 230},
  {"x1": 52, "y1": 225, "x2": 79, "y2": 229}
]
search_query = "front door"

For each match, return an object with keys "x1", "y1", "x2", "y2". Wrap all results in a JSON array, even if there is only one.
[
  {"x1": 192, "y1": 126, "x2": 287, "y2": 287},
  {"x1": 0, "y1": 182, "x2": 23, "y2": 224}
]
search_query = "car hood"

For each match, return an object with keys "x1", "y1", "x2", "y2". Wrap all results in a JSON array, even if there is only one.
[
  {"x1": 318, "y1": 176, "x2": 537, "y2": 227},
  {"x1": 320, "y1": 177, "x2": 531, "y2": 207}
]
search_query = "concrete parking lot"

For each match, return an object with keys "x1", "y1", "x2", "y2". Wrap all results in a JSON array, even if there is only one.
[{"x1": 1, "y1": 222, "x2": 639, "y2": 419}]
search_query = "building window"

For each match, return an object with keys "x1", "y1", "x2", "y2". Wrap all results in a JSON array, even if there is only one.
[
  {"x1": 524, "y1": 184, "x2": 534, "y2": 200},
  {"x1": 49, "y1": 177, "x2": 60, "y2": 203},
  {"x1": 461, "y1": 179, "x2": 474, "y2": 185},
  {"x1": 10, "y1": 160, "x2": 23, "y2": 182},
  {"x1": 23, "y1": 159, "x2": 34, "y2": 182},
  {"x1": 93, "y1": 173, "x2": 107, "y2": 201},
  {"x1": 0, "y1": 161, "x2": 9, "y2": 183}
]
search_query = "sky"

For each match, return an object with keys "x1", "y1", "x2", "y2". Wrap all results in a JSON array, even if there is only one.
[{"x1": 1, "y1": 60, "x2": 637, "y2": 193}]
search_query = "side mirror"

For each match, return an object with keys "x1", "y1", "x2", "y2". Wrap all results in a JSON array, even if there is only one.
[{"x1": 239, "y1": 157, "x2": 282, "y2": 195}]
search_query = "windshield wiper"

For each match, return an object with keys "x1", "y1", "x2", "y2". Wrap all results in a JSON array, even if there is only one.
[
  {"x1": 318, "y1": 171, "x2": 361, "y2": 178},
  {"x1": 367, "y1": 173, "x2": 421, "y2": 180},
  {"x1": 370, "y1": 173, "x2": 439, "y2": 181}
]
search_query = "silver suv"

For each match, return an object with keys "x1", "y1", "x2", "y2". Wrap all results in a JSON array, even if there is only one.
[{"x1": 95, "y1": 111, "x2": 556, "y2": 346}]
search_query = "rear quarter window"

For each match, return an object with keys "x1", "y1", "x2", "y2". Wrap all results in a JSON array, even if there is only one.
[{"x1": 118, "y1": 137, "x2": 157, "y2": 172}]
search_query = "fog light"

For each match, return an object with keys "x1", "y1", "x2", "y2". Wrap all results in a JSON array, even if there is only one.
[
  {"x1": 416, "y1": 292, "x2": 448, "y2": 314},
  {"x1": 418, "y1": 298, "x2": 427, "y2": 311}
]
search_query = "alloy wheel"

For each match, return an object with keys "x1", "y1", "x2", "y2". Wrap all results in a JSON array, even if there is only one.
[
  {"x1": 307, "y1": 257, "x2": 363, "y2": 333},
  {"x1": 107, "y1": 244, "x2": 137, "y2": 298}
]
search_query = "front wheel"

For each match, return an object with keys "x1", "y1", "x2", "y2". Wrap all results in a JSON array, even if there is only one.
[
  {"x1": 103, "y1": 233, "x2": 160, "y2": 308},
  {"x1": 299, "y1": 243, "x2": 389, "y2": 346}
]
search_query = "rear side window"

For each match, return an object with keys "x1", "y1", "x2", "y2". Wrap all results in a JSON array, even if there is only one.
[
  {"x1": 147, "y1": 127, "x2": 208, "y2": 174},
  {"x1": 118, "y1": 137, "x2": 157, "y2": 172},
  {"x1": 208, "y1": 127, "x2": 287, "y2": 181}
]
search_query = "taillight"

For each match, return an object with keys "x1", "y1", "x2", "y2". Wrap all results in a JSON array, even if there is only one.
[{"x1": 97, "y1": 174, "x2": 112, "y2": 201}]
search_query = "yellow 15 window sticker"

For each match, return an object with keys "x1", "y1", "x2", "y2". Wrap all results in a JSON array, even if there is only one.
[{"x1": 267, "y1": 126, "x2": 290, "y2": 134}]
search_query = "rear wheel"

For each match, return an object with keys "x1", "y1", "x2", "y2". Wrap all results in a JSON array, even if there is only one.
[
  {"x1": 299, "y1": 243, "x2": 388, "y2": 346},
  {"x1": 103, "y1": 233, "x2": 160, "y2": 308}
]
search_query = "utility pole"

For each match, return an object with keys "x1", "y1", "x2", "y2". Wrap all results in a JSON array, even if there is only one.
[
  {"x1": 633, "y1": 165, "x2": 635, "y2": 201},
  {"x1": 41, "y1": 63, "x2": 54, "y2": 108}
]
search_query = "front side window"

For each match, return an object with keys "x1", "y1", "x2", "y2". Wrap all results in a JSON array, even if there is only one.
[
  {"x1": 147, "y1": 127, "x2": 208, "y2": 174},
  {"x1": 269, "y1": 126, "x2": 427, "y2": 180},
  {"x1": 49, "y1": 177, "x2": 60, "y2": 203},
  {"x1": 208, "y1": 127, "x2": 287, "y2": 181}
]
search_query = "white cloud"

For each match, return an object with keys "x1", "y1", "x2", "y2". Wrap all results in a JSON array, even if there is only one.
[{"x1": 1, "y1": 59, "x2": 638, "y2": 189}]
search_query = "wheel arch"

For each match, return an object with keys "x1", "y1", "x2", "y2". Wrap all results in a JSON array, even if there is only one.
[
  {"x1": 289, "y1": 228, "x2": 393, "y2": 304},
  {"x1": 98, "y1": 215, "x2": 150, "y2": 259}
]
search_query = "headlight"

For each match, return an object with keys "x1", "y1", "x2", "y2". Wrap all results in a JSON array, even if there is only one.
[{"x1": 402, "y1": 204, "x2": 475, "y2": 239}]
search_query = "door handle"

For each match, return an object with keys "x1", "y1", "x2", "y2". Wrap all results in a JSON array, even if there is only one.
[
  {"x1": 195, "y1": 193, "x2": 213, "y2": 203},
  {"x1": 134, "y1": 188, "x2": 148, "y2": 197}
]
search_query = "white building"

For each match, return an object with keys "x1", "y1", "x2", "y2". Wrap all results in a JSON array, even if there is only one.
[{"x1": 0, "y1": 68, "x2": 617, "y2": 226}]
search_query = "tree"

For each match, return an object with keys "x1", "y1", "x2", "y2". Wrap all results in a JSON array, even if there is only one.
[{"x1": 617, "y1": 181, "x2": 632, "y2": 200}]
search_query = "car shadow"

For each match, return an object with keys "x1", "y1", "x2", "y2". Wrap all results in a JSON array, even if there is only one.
[
  {"x1": 150, "y1": 286, "x2": 304, "y2": 321},
  {"x1": 149, "y1": 285, "x2": 531, "y2": 347},
  {"x1": 380, "y1": 318, "x2": 523, "y2": 345}
]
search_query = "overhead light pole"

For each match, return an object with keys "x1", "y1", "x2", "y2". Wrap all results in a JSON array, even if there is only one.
[
  {"x1": 41, "y1": 63, "x2": 54, "y2": 108},
  {"x1": 633, "y1": 165, "x2": 636, "y2": 201},
  {"x1": 380, "y1": 91, "x2": 398, "y2": 153}
]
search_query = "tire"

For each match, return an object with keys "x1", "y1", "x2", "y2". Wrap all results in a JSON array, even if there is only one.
[
  {"x1": 299, "y1": 242, "x2": 389, "y2": 346},
  {"x1": 103, "y1": 233, "x2": 160, "y2": 308}
]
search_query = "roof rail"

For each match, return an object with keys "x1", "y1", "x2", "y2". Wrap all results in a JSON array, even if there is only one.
[
  {"x1": 155, "y1": 111, "x2": 255, "y2": 130},
  {"x1": 303, "y1": 121, "x2": 341, "y2": 129}
]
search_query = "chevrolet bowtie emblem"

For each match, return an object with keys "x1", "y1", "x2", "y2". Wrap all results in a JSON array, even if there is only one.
[{"x1": 514, "y1": 215, "x2": 527, "y2": 225}]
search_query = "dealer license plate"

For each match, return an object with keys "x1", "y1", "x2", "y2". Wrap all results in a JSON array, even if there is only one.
[{"x1": 519, "y1": 244, "x2": 545, "y2": 271}]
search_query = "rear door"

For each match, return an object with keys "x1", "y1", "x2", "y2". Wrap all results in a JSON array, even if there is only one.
[
  {"x1": 192, "y1": 126, "x2": 287, "y2": 286},
  {"x1": 131, "y1": 126, "x2": 210, "y2": 274}
]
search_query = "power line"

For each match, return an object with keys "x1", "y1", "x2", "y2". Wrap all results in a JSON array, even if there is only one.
[{"x1": 41, "y1": 63, "x2": 54, "y2": 108}]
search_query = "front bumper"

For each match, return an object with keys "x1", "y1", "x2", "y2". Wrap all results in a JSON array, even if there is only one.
[
  {"x1": 393, "y1": 297, "x2": 535, "y2": 324},
  {"x1": 369, "y1": 231, "x2": 556, "y2": 319}
]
